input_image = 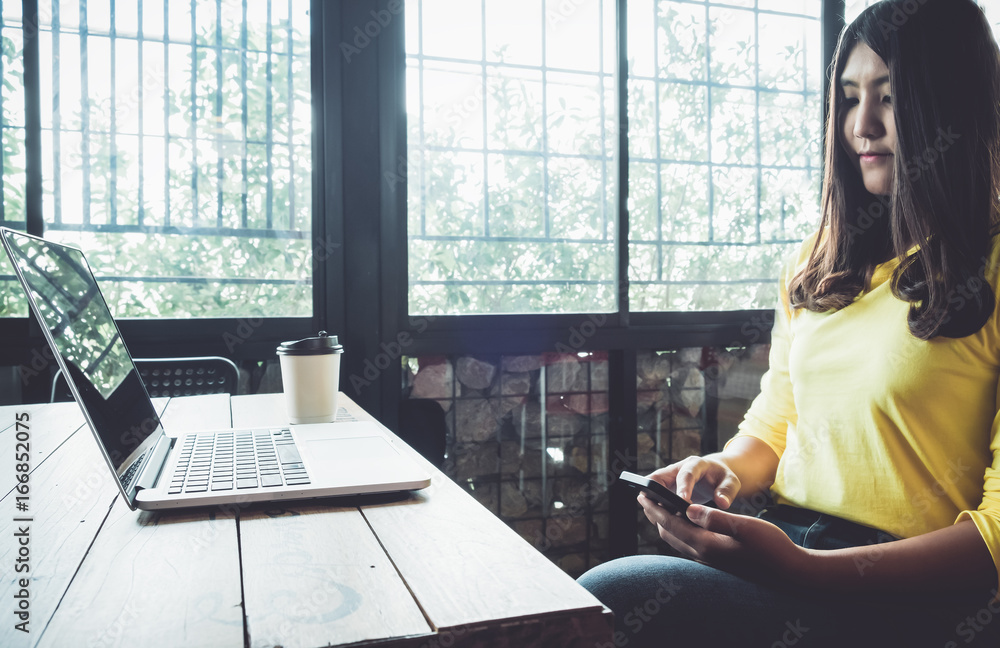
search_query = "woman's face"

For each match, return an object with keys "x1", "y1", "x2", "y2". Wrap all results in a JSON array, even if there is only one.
[{"x1": 839, "y1": 42, "x2": 897, "y2": 196}]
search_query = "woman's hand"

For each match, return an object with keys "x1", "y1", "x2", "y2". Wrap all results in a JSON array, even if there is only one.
[
  {"x1": 639, "y1": 496, "x2": 809, "y2": 584},
  {"x1": 648, "y1": 455, "x2": 743, "y2": 510}
]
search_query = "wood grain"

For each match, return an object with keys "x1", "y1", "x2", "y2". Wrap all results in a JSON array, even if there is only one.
[
  {"x1": 27, "y1": 395, "x2": 244, "y2": 648},
  {"x1": 0, "y1": 406, "x2": 119, "y2": 648},
  {"x1": 231, "y1": 393, "x2": 612, "y2": 646},
  {"x1": 0, "y1": 401, "x2": 85, "y2": 497},
  {"x1": 240, "y1": 504, "x2": 432, "y2": 648},
  {"x1": 231, "y1": 393, "x2": 431, "y2": 646},
  {"x1": 36, "y1": 499, "x2": 244, "y2": 648},
  {"x1": 3, "y1": 394, "x2": 612, "y2": 648}
]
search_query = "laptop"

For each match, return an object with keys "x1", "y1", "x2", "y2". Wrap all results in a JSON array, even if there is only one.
[{"x1": 1, "y1": 227, "x2": 431, "y2": 510}]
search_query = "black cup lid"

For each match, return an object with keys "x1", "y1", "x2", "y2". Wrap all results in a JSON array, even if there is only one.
[{"x1": 276, "y1": 331, "x2": 344, "y2": 356}]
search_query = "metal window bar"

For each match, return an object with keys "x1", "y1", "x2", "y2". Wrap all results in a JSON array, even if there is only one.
[
  {"x1": 214, "y1": 0, "x2": 223, "y2": 229},
  {"x1": 137, "y1": 0, "x2": 145, "y2": 228},
  {"x1": 79, "y1": 1, "x2": 91, "y2": 228},
  {"x1": 240, "y1": 0, "x2": 249, "y2": 230},
  {"x1": 162, "y1": 0, "x2": 171, "y2": 229},
  {"x1": 286, "y1": 0, "x2": 296, "y2": 231},
  {"x1": 110, "y1": 0, "x2": 119, "y2": 227},
  {"x1": 0, "y1": 0, "x2": 6, "y2": 224},
  {"x1": 188, "y1": 0, "x2": 197, "y2": 228},
  {"x1": 265, "y1": 0, "x2": 274, "y2": 231}
]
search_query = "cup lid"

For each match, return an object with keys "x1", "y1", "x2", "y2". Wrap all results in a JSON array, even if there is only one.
[{"x1": 276, "y1": 331, "x2": 344, "y2": 356}]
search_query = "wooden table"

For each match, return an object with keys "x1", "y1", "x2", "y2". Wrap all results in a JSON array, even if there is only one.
[{"x1": 0, "y1": 393, "x2": 612, "y2": 647}]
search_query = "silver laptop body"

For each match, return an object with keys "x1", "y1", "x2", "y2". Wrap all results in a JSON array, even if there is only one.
[{"x1": 1, "y1": 227, "x2": 430, "y2": 510}]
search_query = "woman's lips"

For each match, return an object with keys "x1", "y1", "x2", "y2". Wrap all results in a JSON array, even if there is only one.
[{"x1": 860, "y1": 152, "x2": 892, "y2": 163}]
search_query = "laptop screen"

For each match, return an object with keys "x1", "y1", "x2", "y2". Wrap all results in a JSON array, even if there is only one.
[{"x1": 1, "y1": 229, "x2": 160, "y2": 476}]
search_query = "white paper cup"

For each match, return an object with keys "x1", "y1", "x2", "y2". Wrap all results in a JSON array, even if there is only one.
[{"x1": 276, "y1": 332, "x2": 344, "y2": 424}]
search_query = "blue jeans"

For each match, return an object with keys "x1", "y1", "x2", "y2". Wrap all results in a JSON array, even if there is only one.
[{"x1": 578, "y1": 505, "x2": 1000, "y2": 648}]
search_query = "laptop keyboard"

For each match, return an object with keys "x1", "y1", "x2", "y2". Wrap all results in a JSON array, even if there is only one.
[
  {"x1": 168, "y1": 428, "x2": 311, "y2": 495},
  {"x1": 120, "y1": 451, "x2": 146, "y2": 491}
]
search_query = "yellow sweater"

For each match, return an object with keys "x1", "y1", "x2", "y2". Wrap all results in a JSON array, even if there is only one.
[{"x1": 735, "y1": 233, "x2": 1000, "y2": 586}]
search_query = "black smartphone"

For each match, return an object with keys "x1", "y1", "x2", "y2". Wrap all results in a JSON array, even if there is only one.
[{"x1": 618, "y1": 471, "x2": 691, "y2": 517}]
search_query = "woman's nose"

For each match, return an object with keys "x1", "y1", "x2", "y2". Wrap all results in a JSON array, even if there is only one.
[{"x1": 853, "y1": 98, "x2": 885, "y2": 140}]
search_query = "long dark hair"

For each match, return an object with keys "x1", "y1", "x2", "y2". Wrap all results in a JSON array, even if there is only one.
[{"x1": 788, "y1": 0, "x2": 1000, "y2": 339}]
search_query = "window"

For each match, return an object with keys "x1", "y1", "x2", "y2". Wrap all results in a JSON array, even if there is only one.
[
  {"x1": 405, "y1": 0, "x2": 619, "y2": 316},
  {"x1": 1, "y1": 2, "x2": 27, "y2": 316},
  {"x1": 405, "y1": 0, "x2": 825, "y2": 317},
  {"x1": 1, "y1": 0, "x2": 313, "y2": 320},
  {"x1": 628, "y1": 0, "x2": 822, "y2": 311}
]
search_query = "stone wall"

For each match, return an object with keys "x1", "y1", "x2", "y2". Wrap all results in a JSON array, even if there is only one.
[{"x1": 403, "y1": 345, "x2": 769, "y2": 576}]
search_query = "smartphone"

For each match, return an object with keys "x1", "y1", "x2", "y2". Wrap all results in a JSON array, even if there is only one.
[{"x1": 618, "y1": 471, "x2": 691, "y2": 517}]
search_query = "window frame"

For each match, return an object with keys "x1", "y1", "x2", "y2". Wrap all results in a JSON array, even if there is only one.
[{"x1": 0, "y1": 0, "x2": 329, "y2": 394}]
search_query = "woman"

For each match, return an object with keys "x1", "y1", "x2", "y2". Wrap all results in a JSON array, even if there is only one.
[{"x1": 579, "y1": 1, "x2": 1000, "y2": 646}]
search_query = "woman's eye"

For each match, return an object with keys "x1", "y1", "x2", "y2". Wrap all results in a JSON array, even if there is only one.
[
  {"x1": 882, "y1": 96, "x2": 892, "y2": 105},
  {"x1": 842, "y1": 98, "x2": 859, "y2": 108}
]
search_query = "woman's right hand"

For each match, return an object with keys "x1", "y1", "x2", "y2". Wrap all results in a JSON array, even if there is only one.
[{"x1": 647, "y1": 455, "x2": 742, "y2": 510}]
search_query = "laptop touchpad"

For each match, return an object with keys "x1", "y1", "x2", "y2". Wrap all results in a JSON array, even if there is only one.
[{"x1": 304, "y1": 436, "x2": 400, "y2": 467}]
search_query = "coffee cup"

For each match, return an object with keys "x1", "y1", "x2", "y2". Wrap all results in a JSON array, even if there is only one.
[{"x1": 276, "y1": 331, "x2": 344, "y2": 424}]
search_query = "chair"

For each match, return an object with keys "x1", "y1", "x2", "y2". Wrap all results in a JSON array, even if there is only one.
[
  {"x1": 397, "y1": 398, "x2": 448, "y2": 468},
  {"x1": 51, "y1": 356, "x2": 240, "y2": 403}
]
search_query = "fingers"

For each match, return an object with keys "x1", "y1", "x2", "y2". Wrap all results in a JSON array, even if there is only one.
[
  {"x1": 647, "y1": 463, "x2": 681, "y2": 491},
  {"x1": 686, "y1": 505, "x2": 756, "y2": 544},
  {"x1": 656, "y1": 456, "x2": 742, "y2": 506},
  {"x1": 639, "y1": 493, "x2": 699, "y2": 557},
  {"x1": 713, "y1": 471, "x2": 741, "y2": 509},
  {"x1": 672, "y1": 459, "x2": 705, "y2": 502}
]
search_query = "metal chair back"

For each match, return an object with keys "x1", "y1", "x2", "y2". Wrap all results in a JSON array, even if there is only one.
[{"x1": 51, "y1": 356, "x2": 240, "y2": 402}]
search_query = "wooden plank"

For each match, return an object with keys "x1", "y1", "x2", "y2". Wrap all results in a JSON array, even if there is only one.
[
  {"x1": 240, "y1": 505, "x2": 433, "y2": 648},
  {"x1": 319, "y1": 395, "x2": 609, "y2": 634},
  {"x1": 361, "y1": 476, "x2": 609, "y2": 630},
  {"x1": 0, "y1": 397, "x2": 169, "y2": 497},
  {"x1": 0, "y1": 404, "x2": 118, "y2": 648},
  {"x1": 0, "y1": 397, "x2": 175, "y2": 647},
  {"x1": 232, "y1": 394, "x2": 612, "y2": 647},
  {"x1": 31, "y1": 395, "x2": 245, "y2": 648},
  {"x1": 0, "y1": 402, "x2": 85, "y2": 497},
  {"x1": 231, "y1": 393, "x2": 432, "y2": 647}
]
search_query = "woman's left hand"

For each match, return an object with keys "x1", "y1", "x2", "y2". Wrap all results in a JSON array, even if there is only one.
[{"x1": 639, "y1": 493, "x2": 811, "y2": 584}]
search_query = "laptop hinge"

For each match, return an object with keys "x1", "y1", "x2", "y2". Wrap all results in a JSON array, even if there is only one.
[{"x1": 134, "y1": 434, "x2": 173, "y2": 493}]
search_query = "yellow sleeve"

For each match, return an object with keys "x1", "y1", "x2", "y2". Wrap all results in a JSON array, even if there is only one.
[
  {"x1": 726, "y1": 239, "x2": 811, "y2": 458},
  {"x1": 955, "y1": 375, "x2": 1000, "y2": 590}
]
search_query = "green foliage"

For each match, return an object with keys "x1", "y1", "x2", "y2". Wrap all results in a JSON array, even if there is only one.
[
  {"x1": 408, "y1": 2, "x2": 822, "y2": 316},
  {"x1": 5, "y1": 6, "x2": 315, "y2": 320}
]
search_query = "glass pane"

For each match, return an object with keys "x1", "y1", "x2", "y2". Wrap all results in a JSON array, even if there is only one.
[
  {"x1": 844, "y1": 0, "x2": 880, "y2": 23},
  {"x1": 0, "y1": 3, "x2": 27, "y2": 317},
  {"x1": 635, "y1": 345, "x2": 767, "y2": 552},
  {"x1": 977, "y1": 1, "x2": 1000, "y2": 41},
  {"x1": 402, "y1": 352, "x2": 612, "y2": 577},
  {"x1": 629, "y1": 0, "x2": 823, "y2": 312},
  {"x1": 29, "y1": 0, "x2": 313, "y2": 318},
  {"x1": 407, "y1": 0, "x2": 617, "y2": 315},
  {"x1": 422, "y1": 0, "x2": 482, "y2": 61}
]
